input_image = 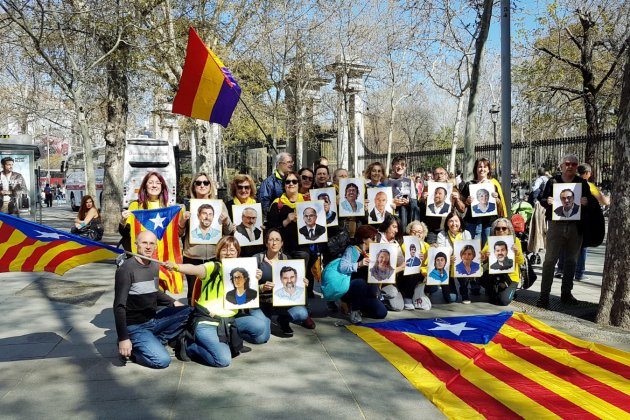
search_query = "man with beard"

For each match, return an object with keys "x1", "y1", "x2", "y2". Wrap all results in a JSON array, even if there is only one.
[
  {"x1": 191, "y1": 204, "x2": 221, "y2": 242},
  {"x1": 1, "y1": 156, "x2": 26, "y2": 215},
  {"x1": 490, "y1": 241, "x2": 513, "y2": 271},
  {"x1": 274, "y1": 266, "x2": 305, "y2": 303},
  {"x1": 235, "y1": 207, "x2": 262, "y2": 242},
  {"x1": 428, "y1": 186, "x2": 451, "y2": 215}
]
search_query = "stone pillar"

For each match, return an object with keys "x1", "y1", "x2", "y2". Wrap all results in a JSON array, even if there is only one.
[{"x1": 326, "y1": 59, "x2": 371, "y2": 176}]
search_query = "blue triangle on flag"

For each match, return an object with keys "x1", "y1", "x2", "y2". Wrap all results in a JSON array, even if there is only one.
[
  {"x1": 131, "y1": 206, "x2": 181, "y2": 240},
  {"x1": 359, "y1": 311, "x2": 513, "y2": 344}
]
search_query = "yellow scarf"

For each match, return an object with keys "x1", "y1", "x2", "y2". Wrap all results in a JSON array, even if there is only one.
[
  {"x1": 273, "y1": 193, "x2": 305, "y2": 209},
  {"x1": 233, "y1": 197, "x2": 256, "y2": 205}
]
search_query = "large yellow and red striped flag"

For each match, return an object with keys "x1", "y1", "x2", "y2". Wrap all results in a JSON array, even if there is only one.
[
  {"x1": 172, "y1": 27, "x2": 241, "y2": 127},
  {"x1": 130, "y1": 206, "x2": 184, "y2": 294},
  {"x1": 349, "y1": 312, "x2": 630, "y2": 419},
  {"x1": 0, "y1": 213, "x2": 122, "y2": 275}
]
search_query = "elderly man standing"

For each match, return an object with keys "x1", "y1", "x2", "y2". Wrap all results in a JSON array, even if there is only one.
[
  {"x1": 257, "y1": 152, "x2": 294, "y2": 221},
  {"x1": 114, "y1": 230, "x2": 192, "y2": 368},
  {"x1": 536, "y1": 154, "x2": 596, "y2": 309}
]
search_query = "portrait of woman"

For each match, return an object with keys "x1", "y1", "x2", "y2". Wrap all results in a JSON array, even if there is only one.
[
  {"x1": 470, "y1": 185, "x2": 497, "y2": 217},
  {"x1": 368, "y1": 246, "x2": 396, "y2": 284},
  {"x1": 454, "y1": 243, "x2": 482, "y2": 277},
  {"x1": 339, "y1": 178, "x2": 365, "y2": 217},
  {"x1": 427, "y1": 250, "x2": 450, "y2": 285}
]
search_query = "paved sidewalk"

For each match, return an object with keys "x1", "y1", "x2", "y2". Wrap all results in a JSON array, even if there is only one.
[{"x1": 1, "y1": 208, "x2": 628, "y2": 419}]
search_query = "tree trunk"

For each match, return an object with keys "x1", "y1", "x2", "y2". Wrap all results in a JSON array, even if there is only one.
[
  {"x1": 596, "y1": 41, "x2": 630, "y2": 328},
  {"x1": 462, "y1": 0, "x2": 493, "y2": 181},
  {"x1": 197, "y1": 121, "x2": 221, "y2": 186},
  {"x1": 101, "y1": 45, "x2": 129, "y2": 234},
  {"x1": 579, "y1": 12, "x2": 601, "y2": 165},
  {"x1": 449, "y1": 93, "x2": 466, "y2": 174}
]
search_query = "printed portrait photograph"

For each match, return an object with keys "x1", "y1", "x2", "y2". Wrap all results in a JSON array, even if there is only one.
[
  {"x1": 368, "y1": 243, "x2": 397, "y2": 284},
  {"x1": 552, "y1": 183, "x2": 582, "y2": 221},
  {"x1": 453, "y1": 239, "x2": 482, "y2": 278},
  {"x1": 272, "y1": 259, "x2": 306, "y2": 307},
  {"x1": 189, "y1": 199, "x2": 224, "y2": 245},
  {"x1": 488, "y1": 236, "x2": 516, "y2": 274},
  {"x1": 310, "y1": 187, "x2": 338, "y2": 226},
  {"x1": 296, "y1": 200, "x2": 328, "y2": 245},
  {"x1": 232, "y1": 203, "x2": 264, "y2": 247},
  {"x1": 469, "y1": 184, "x2": 498, "y2": 217},
  {"x1": 426, "y1": 246, "x2": 451, "y2": 285},
  {"x1": 367, "y1": 186, "x2": 394, "y2": 225},
  {"x1": 222, "y1": 257, "x2": 259, "y2": 310},
  {"x1": 426, "y1": 181, "x2": 452, "y2": 218},
  {"x1": 403, "y1": 235, "x2": 422, "y2": 276},
  {"x1": 338, "y1": 178, "x2": 366, "y2": 217}
]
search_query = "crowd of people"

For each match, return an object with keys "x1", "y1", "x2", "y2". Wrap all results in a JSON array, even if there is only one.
[{"x1": 113, "y1": 152, "x2": 600, "y2": 369}]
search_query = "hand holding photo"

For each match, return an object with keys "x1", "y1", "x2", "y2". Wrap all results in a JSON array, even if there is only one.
[
  {"x1": 232, "y1": 203, "x2": 264, "y2": 246},
  {"x1": 297, "y1": 200, "x2": 328, "y2": 244},
  {"x1": 222, "y1": 257, "x2": 259, "y2": 309},
  {"x1": 338, "y1": 178, "x2": 365, "y2": 217},
  {"x1": 403, "y1": 235, "x2": 422, "y2": 275},
  {"x1": 426, "y1": 182, "x2": 452, "y2": 217},
  {"x1": 488, "y1": 236, "x2": 515, "y2": 274},
  {"x1": 310, "y1": 187, "x2": 338, "y2": 226},
  {"x1": 469, "y1": 184, "x2": 498, "y2": 217},
  {"x1": 189, "y1": 199, "x2": 224, "y2": 244},
  {"x1": 368, "y1": 243, "x2": 397, "y2": 284},
  {"x1": 367, "y1": 187, "x2": 394, "y2": 224},
  {"x1": 552, "y1": 183, "x2": 582, "y2": 221},
  {"x1": 272, "y1": 259, "x2": 306, "y2": 306},
  {"x1": 426, "y1": 247, "x2": 451, "y2": 285},
  {"x1": 453, "y1": 239, "x2": 482, "y2": 277}
]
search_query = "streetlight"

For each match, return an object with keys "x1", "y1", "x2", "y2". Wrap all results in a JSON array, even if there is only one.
[{"x1": 489, "y1": 104, "x2": 500, "y2": 172}]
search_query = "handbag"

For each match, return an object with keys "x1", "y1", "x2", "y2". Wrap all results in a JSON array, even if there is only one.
[
  {"x1": 321, "y1": 258, "x2": 351, "y2": 301},
  {"x1": 327, "y1": 227, "x2": 351, "y2": 257}
]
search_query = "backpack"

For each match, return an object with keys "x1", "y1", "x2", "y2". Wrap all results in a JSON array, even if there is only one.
[
  {"x1": 511, "y1": 214, "x2": 526, "y2": 234},
  {"x1": 321, "y1": 257, "x2": 351, "y2": 301}
]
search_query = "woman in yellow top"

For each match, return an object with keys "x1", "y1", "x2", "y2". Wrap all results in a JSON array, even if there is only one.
[
  {"x1": 480, "y1": 218, "x2": 525, "y2": 306},
  {"x1": 119, "y1": 171, "x2": 171, "y2": 251}
]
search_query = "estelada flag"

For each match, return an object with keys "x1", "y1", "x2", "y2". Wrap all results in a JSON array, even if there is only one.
[
  {"x1": 130, "y1": 206, "x2": 184, "y2": 294},
  {"x1": 349, "y1": 312, "x2": 630, "y2": 419},
  {"x1": 172, "y1": 27, "x2": 241, "y2": 127},
  {"x1": 0, "y1": 212, "x2": 122, "y2": 275}
]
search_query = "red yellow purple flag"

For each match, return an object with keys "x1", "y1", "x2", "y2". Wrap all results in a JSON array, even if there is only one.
[
  {"x1": 130, "y1": 206, "x2": 184, "y2": 294},
  {"x1": 172, "y1": 27, "x2": 241, "y2": 127},
  {"x1": 348, "y1": 312, "x2": 630, "y2": 419},
  {"x1": 0, "y1": 212, "x2": 122, "y2": 275}
]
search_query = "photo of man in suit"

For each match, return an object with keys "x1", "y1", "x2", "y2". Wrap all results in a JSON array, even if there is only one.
[
  {"x1": 298, "y1": 206, "x2": 326, "y2": 241},
  {"x1": 428, "y1": 186, "x2": 450, "y2": 215},
  {"x1": 369, "y1": 191, "x2": 390, "y2": 223},
  {"x1": 490, "y1": 241, "x2": 513, "y2": 271},
  {"x1": 405, "y1": 243, "x2": 421, "y2": 267},
  {"x1": 318, "y1": 192, "x2": 337, "y2": 224},
  {"x1": 235, "y1": 207, "x2": 262, "y2": 242},
  {"x1": 554, "y1": 188, "x2": 580, "y2": 219}
]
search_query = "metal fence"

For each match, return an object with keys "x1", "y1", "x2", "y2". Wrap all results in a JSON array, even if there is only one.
[{"x1": 358, "y1": 132, "x2": 615, "y2": 187}]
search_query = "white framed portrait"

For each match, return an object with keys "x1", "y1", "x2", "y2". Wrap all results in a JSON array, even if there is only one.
[
  {"x1": 189, "y1": 199, "x2": 223, "y2": 245},
  {"x1": 367, "y1": 186, "x2": 394, "y2": 225},
  {"x1": 296, "y1": 200, "x2": 328, "y2": 245},
  {"x1": 552, "y1": 183, "x2": 582, "y2": 221},
  {"x1": 426, "y1": 181, "x2": 452, "y2": 218},
  {"x1": 272, "y1": 259, "x2": 306, "y2": 307},
  {"x1": 368, "y1": 243, "x2": 397, "y2": 284},
  {"x1": 469, "y1": 183, "x2": 498, "y2": 218},
  {"x1": 310, "y1": 187, "x2": 338, "y2": 226},
  {"x1": 426, "y1": 247, "x2": 451, "y2": 285},
  {"x1": 232, "y1": 203, "x2": 264, "y2": 247},
  {"x1": 453, "y1": 239, "x2": 482, "y2": 278},
  {"x1": 403, "y1": 235, "x2": 422, "y2": 275},
  {"x1": 222, "y1": 257, "x2": 259, "y2": 310},
  {"x1": 338, "y1": 178, "x2": 365, "y2": 217},
  {"x1": 488, "y1": 236, "x2": 515, "y2": 274}
]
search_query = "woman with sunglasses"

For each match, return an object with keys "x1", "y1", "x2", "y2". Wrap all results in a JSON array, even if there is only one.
[
  {"x1": 225, "y1": 174, "x2": 261, "y2": 258},
  {"x1": 179, "y1": 172, "x2": 235, "y2": 303},
  {"x1": 298, "y1": 167, "x2": 315, "y2": 199},
  {"x1": 479, "y1": 218, "x2": 523, "y2": 305},
  {"x1": 436, "y1": 212, "x2": 473, "y2": 304}
]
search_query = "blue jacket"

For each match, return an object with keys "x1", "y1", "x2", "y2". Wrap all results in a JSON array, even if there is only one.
[{"x1": 257, "y1": 170, "x2": 284, "y2": 220}]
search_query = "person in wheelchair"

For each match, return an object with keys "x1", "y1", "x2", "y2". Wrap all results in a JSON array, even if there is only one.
[{"x1": 479, "y1": 218, "x2": 524, "y2": 306}]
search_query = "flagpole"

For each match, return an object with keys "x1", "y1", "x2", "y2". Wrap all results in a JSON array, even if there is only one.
[{"x1": 238, "y1": 96, "x2": 278, "y2": 154}]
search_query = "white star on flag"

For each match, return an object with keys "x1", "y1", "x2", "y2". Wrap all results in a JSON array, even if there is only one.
[
  {"x1": 149, "y1": 213, "x2": 166, "y2": 229},
  {"x1": 35, "y1": 231, "x2": 63, "y2": 239},
  {"x1": 429, "y1": 321, "x2": 476, "y2": 336}
]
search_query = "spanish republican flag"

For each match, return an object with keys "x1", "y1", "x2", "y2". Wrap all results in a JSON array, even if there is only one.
[
  {"x1": 0, "y1": 213, "x2": 122, "y2": 275},
  {"x1": 172, "y1": 27, "x2": 241, "y2": 127},
  {"x1": 130, "y1": 206, "x2": 184, "y2": 294},
  {"x1": 349, "y1": 312, "x2": 630, "y2": 419}
]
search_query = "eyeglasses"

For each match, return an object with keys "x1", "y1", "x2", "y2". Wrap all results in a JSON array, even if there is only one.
[
  {"x1": 282, "y1": 160, "x2": 294, "y2": 165},
  {"x1": 285, "y1": 179, "x2": 299, "y2": 185},
  {"x1": 195, "y1": 180, "x2": 210, "y2": 186},
  {"x1": 237, "y1": 184, "x2": 251, "y2": 190},
  {"x1": 301, "y1": 175, "x2": 313, "y2": 181},
  {"x1": 563, "y1": 162, "x2": 578, "y2": 167},
  {"x1": 410, "y1": 230, "x2": 422, "y2": 235},
  {"x1": 495, "y1": 226, "x2": 509, "y2": 231}
]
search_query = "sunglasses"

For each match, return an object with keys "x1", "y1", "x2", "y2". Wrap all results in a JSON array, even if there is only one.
[
  {"x1": 495, "y1": 226, "x2": 509, "y2": 231},
  {"x1": 285, "y1": 179, "x2": 299, "y2": 185},
  {"x1": 301, "y1": 175, "x2": 313, "y2": 181},
  {"x1": 195, "y1": 180, "x2": 210, "y2": 186},
  {"x1": 237, "y1": 185, "x2": 251, "y2": 190}
]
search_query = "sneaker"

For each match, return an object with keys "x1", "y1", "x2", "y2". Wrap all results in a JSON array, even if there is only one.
[
  {"x1": 554, "y1": 271, "x2": 563, "y2": 278},
  {"x1": 575, "y1": 275, "x2": 589, "y2": 281},
  {"x1": 403, "y1": 298, "x2": 415, "y2": 310},
  {"x1": 278, "y1": 318, "x2": 294, "y2": 337},
  {"x1": 561, "y1": 294, "x2": 578, "y2": 305},
  {"x1": 462, "y1": 299, "x2": 471, "y2": 304},
  {"x1": 349, "y1": 310, "x2": 362, "y2": 324},
  {"x1": 302, "y1": 316, "x2": 316, "y2": 329},
  {"x1": 536, "y1": 297, "x2": 550, "y2": 309}
]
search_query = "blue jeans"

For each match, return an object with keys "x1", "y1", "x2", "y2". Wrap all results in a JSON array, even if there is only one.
[
  {"x1": 187, "y1": 309, "x2": 270, "y2": 367},
  {"x1": 557, "y1": 248, "x2": 587, "y2": 278},
  {"x1": 127, "y1": 306, "x2": 193, "y2": 369},
  {"x1": 343, "y1": 279, "x2": 387, "y2": 319}
]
